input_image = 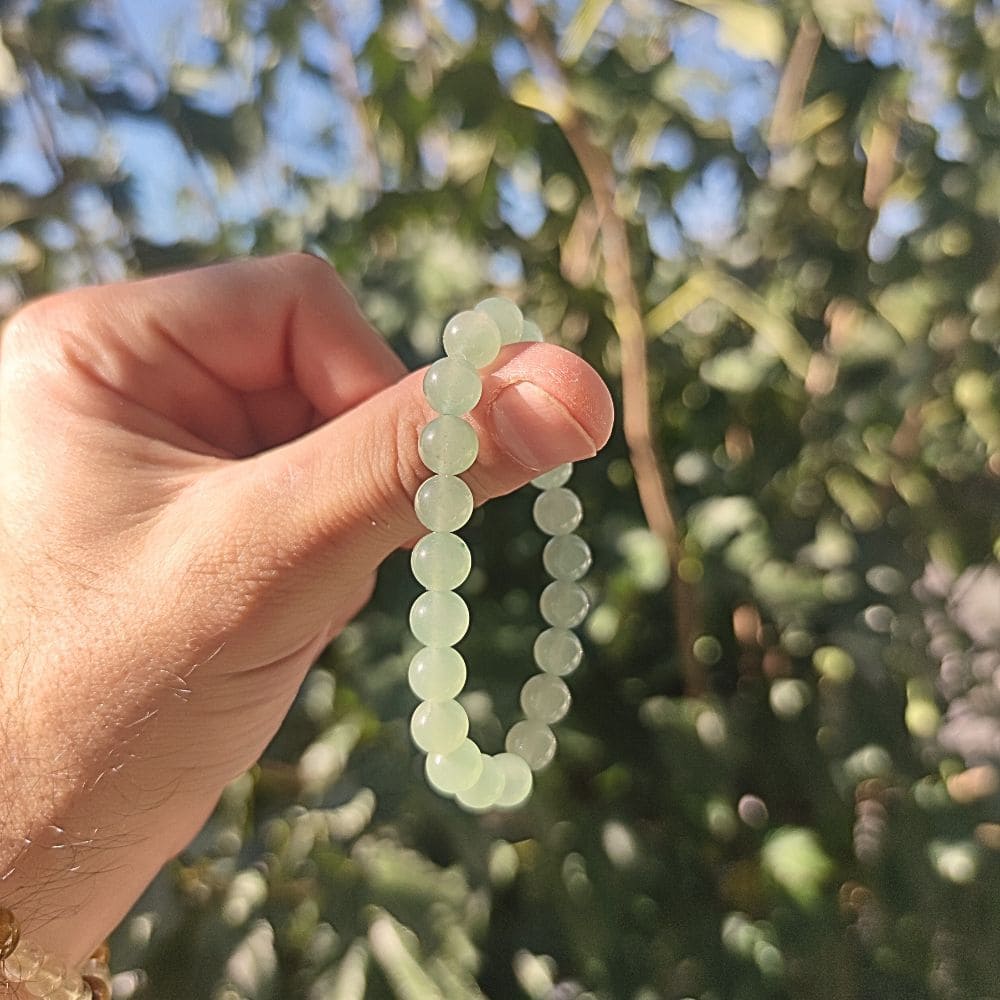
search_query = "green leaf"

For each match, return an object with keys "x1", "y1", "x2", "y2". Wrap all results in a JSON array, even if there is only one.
[
  {"x1": 761, "y1": 827, "x2": 835, "y2": 907},
  {"x1": 559, "y1": 0, "x2": 615, "y2": 65},
  {"x1": 678, "y1": 0, "x2": 787, "y2": 64}
]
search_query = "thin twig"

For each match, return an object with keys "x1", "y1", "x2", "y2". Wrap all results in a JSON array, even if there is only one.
[
  {"x1": 112, "y1": 0, "x2": 222, "y2": 234},
  {"x1": 19, "y1": 62, "x2": 111, "y2": 284},
  {"x1": 20, "y1": 63, "x2": 64, "y2": 184},
  {"x1": 560, "y1": 196, "x2": 600, "y2": 288},
  {"x1": 314, "y1": 0, "x2": 383, "y2": 193},
  {"x1": 862, "y1": 110, "x2": 900, "y2": 209},
  {"x1": 768, "y1": 17, "x2": 822, "y2": 149},
  {"x1": 511, "y1": 1, "x2": 705, "y2": 695}
]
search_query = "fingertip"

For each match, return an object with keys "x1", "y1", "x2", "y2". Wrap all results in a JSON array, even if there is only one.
[
  {"x1": 485, "y1": 343, "x2": 615, "y2": 454},
  {"x1": 556, "y1": 348, "x2": 615, "y2": 451}
]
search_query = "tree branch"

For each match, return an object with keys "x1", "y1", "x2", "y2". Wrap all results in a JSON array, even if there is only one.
[
  {"x1": 511, "y1": 2, "x2": 705, "y2": 695},
  {"x1": 768, "y1": 17, "x2": 823, "y2": 150},
  {"x1": 314, "y1": 0, "x2": 383, "y2": 193}
]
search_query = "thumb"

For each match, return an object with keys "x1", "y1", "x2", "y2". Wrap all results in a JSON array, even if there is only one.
[{"x1": 236, "y1": 341, "x2": 613, "y2": 588}]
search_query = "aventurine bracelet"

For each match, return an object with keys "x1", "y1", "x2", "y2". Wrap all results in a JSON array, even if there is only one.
[
  {"x1": 407, "y1": 297, "x2": 592, "y2": 812},
  {"x1": 0, "y1": 908, "x2": 111, "y2": 999}
]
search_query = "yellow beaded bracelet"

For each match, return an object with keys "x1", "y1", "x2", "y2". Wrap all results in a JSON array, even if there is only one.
[{"x1": 0, "y1": 909, "x2": 111, "y2": 1000}]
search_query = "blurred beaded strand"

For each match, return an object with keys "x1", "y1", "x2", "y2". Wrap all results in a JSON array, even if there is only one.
[
  {"x1": 0, "y1": 909, "x2": 111, "y2": 999},
  {"x1": 408, "y1": 297, "x2": 592, "y2": 812}
]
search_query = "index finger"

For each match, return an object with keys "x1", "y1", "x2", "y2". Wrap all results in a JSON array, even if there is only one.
[{"x1": 22, "y1": 253, "x2": 407, "y2": 421}]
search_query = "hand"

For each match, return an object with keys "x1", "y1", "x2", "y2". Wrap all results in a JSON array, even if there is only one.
[{"x1": 0, "y1": 254, "x2": 613, "y2": 964}]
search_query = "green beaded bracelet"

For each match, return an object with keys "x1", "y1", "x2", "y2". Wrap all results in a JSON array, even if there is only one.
[{"x1": 408, "y1": 298, "x2": 592, "y2": 812}]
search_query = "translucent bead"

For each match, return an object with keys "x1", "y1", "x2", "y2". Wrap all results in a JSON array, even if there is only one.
[
  {"x1": 414, "y1": 475, "x2": 474, "y2": 533},
  {"x1": 409, "y1": 591, "x2": 470, "y2": 647},
  {"x1": 24, "y1": 963, "x2": 65, "y2": 996},
  {"x1": 443, "y1": 310, "x2": 503, "y2": 368},
  {"x1": 456, "y1": 754, "x2": 506, "y2": 811},
  {"x1": 425, "y1": 739, "x2": 484, "y2": 794},
  {"x1": 410, "y1": 700, "x2": 469, "y2": 754},
  {"x1": 540, "y1": 581, "x2": 590, "y2": 628},
  {"x1": 4, "y1": 941, "x2": 45, "y2": 980},
  {"x1": 79, "y1": 958, "x2": 111, "y2": 983},
  {"x1": 531, "y1": 463, "x2": 572, "y2": 490},
  {"x1": 533, "y1": 487, "x2": 583, "y2": 535},
  {"x1": 53, "y1": 970, "x2": 88, "y2": 1000},
  {"x1": 543, "y1": 534, "x2": 593, "y2": 581},
  {"x1": 534, "y1": 628, "x2": 584, "y2": 676},
  {"x1": 84, "y1": 978, "x2": 112, "y2": 1000},
  {"x1": 48, "y1": 983, "x2": 89, "y2": 1000},
  {"x1": 475, "y1": 297, "x2": 523, "y2": 345},
  {"x1": 494, "y1": 753, "x2": 534, "y2": 808},
  {"x1": 521, "y1": 319, "x2": 544, "y2": 343},
  {"x1": 506, "y1": 720, "x2": 557, "y2": 770},
  {"x1": 408, "y1": 646, "x2": 466, "y2": 700},
  {"x1": 520, "y1": 673, "x2": 572, "y2": 724},
  {"x1": 418, "y1": 415, "x2": 480, "y2": 475},
  {"x1": 423, "y1": 356, "x2": 482, "y2": 415},
  {"x1": 410, "y1": 532, "x2": 472, "y2": 591},
  {"x1": 37, "y1": 985, "x2": 75, "y2": 1000}
]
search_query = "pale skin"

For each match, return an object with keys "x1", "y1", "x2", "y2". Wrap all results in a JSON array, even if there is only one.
[{"x1": 0, "y1": 254, "x2": 614, "y2": 969}]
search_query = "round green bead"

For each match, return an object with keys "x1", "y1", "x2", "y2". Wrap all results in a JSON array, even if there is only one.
[
  {"x1": 408, "y1": 646, "x2": 467, "y2": 700},
  {"x1": 410, "y1": 699, "x2": 469, "y2": 754},
  {"x1": 540, "y1": 580, "x2": 590, "y2": 628},
  {"x1": 533, "y1": 628, "x2": 583, "y2": 676},
  {"x1": 425, "y1": 739, "x2": 483, "y2": 794},
  {"x1": 531, "y1": 463, "x2": 573, "y2": 490},
  {"x1": 423, "y1": 357, "x2": 482, "y2": 415},
  {"x1": 414, "y1": 475, "x2": 474, "y2": 532},
  {"x1": 475, "y1": 297, "x2": 524, "y2": 345},
  {"x1": 505, "y1": 720, "x2": 556, "y2": 771},
  {"x1": 521, "y1": 319, "x2": 544, "y2": 343},
  {"x1": 418, "y1": 415, "x2": 479, "y2": 475},
  {"x1": 533, "y1": 487, "x2": 583, "y2": 536},
  {"x1": 443, "y1": 310, "x2": 502, "y2": 369},
  {"x1": 493, "y1": 753, "x2": 534, "y2": 808},
  {"x1": 543, "y1": 534, "x2": 592, "y2": 581},
  {"x1": 409, "y1": 591, "x2": 470, "y2": 647},
  {"x1": 456, "y1": 754, "x2": 506, "y2": 811},
  {"x1": 520, "y1": 673, "x2": 572, "y2": 724},
  {"x1": 410, "y1": 532, "x2": 472, "y2": 591}
]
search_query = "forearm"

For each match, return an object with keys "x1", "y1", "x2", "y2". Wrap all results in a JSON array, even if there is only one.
[{"x1": 0, "y1": 644, "x2": 223, "y2": 966}]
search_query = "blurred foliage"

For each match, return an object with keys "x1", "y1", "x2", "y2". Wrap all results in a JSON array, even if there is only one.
[{"x1": 2, "y1": 0, "x2": 1000, "y2": 997}]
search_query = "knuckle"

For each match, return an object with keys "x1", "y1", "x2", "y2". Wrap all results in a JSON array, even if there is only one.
[
  {"x1": 1, "y1": 300, "x2": 45, "y2": 357},
  {"x1": 279, "y1": 251, "x2": 338, "y2": 290},
  {"x1": 1, "y1": 289, "x2": 108, "y2": 370},
  {"x1": 382, "y1": 397, "x2": 429, "y2": 523},
  {"x1": 319, "y1": 396, "x2": 427, "y2": 546},
  {"x1": 0, "y1": 301, "x2": 64, "y2": 394}
]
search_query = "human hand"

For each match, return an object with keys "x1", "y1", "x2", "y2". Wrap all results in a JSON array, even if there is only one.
[{"x1": 0, "y1": 255, "x2": 613, "y2": 965}]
